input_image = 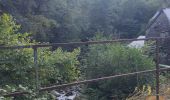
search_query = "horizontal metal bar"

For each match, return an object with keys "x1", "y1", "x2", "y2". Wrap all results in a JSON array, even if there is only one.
[
  {"x1": 0, "y1": 37, "x2": 170, "y2": 50},
  {"x1": 3, "y1": 68, "x2": 170, "y2": 97},
  {"x1": 40, "y1": 67, "x2": 170, "y2": 91}
]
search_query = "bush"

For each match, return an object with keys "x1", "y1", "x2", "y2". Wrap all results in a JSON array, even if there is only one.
[
  {"x1": 0, "y1": 14, "x2": 80, "y2": 99},
  {"x1": 83, "y1": 34, "x2": 155, "y2": 100}
]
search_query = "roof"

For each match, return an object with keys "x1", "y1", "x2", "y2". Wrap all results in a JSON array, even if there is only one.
[
  {"x1": 163, "y1": 8, "x2": 170, "y2": 21},
  {"x1": 145, "y1": 8, "x2": 170, "y2": 32},
  {"x1": 150, "y1": 11, "x2": 160, "y2": 22},
  {"x1": 128, "y1": 36, "x2": 145, "y2": 48}
]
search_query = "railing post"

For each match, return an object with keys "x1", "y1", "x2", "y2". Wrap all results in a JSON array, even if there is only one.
[
  {"x1": 156, "y1": 39, "x2": 160, "y2": 100},
  {"x1": 33, "y1": 47, "x2": 39, "y2": 91}
]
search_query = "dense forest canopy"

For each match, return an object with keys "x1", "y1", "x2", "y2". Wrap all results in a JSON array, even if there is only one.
[{"x1": 0, "y1": 0, "x2": 162, "y2": 42}]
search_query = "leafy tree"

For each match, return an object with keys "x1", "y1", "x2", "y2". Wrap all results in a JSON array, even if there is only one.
[
  {"x1": 83, "y1": 34, "x2": 155, "y2": 100},
  {"x1": 0, "y1": 14, "x2": 80, "y2": 99}
]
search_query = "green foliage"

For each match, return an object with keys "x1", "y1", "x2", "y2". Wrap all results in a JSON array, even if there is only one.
[
  {"x1": 0, "y1": 13, "x2": 30, "y2": 45},
  {"x1": 0, "y1": 0, "x2": 161, "y2": 42},
  {"x1": 0, "y1": 0, "x2": 164, "y2": 99},
  {"x1": 0, "y1": 14, "x2": 80, "y2": 99},
  {"x1": 26, "y1": 15, "x2": 57, "y2": 42},
  {"x1": 38, "y1": 47, "x2": 80, "y2": 85},
  {"x1": 83, "y1": 34, "x2": 155, "y2": 99}
]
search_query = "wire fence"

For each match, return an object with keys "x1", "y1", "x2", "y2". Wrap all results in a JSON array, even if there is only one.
[{"x1": 1, "y1": 37, "x2": 170, "y2": 100}]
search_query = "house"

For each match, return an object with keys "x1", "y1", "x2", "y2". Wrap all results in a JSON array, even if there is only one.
[
  {"x1": 146, "y1": 8, "x2": 170, "y2": 65},
  {"x1": 146, "y1": 8, "x2": 170, "y2": 38}
]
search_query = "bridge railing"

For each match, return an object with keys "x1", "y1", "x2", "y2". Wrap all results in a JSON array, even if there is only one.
[{"x1": 1, "y1": 37, "x2": 170, "y2": 100}]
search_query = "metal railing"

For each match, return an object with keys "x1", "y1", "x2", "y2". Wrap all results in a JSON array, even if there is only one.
[{"x1": 1, "y1": 37, "x2": 170, "y2": 100}]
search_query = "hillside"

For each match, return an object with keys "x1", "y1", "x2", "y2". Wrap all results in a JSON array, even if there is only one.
[{"x1": 0, "y1": 0, "x2": 161, "y2": 43}]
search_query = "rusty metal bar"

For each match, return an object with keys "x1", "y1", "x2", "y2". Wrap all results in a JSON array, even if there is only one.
[
  {"x1": 0, "y1": 37, "x2": 170, "y2": 50},
  {"x1": 33, "y1": 47, "x2": 39, "y2": 91},
  {"x1": 156, "y1": 39, "x2": 160, "y2": 100},
  {"x1": 3, "y1": 67, "x2": 170, "y2": 97},
  {"x1": 39, "y1": 67, "x2": 170, "y2": 92}
]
